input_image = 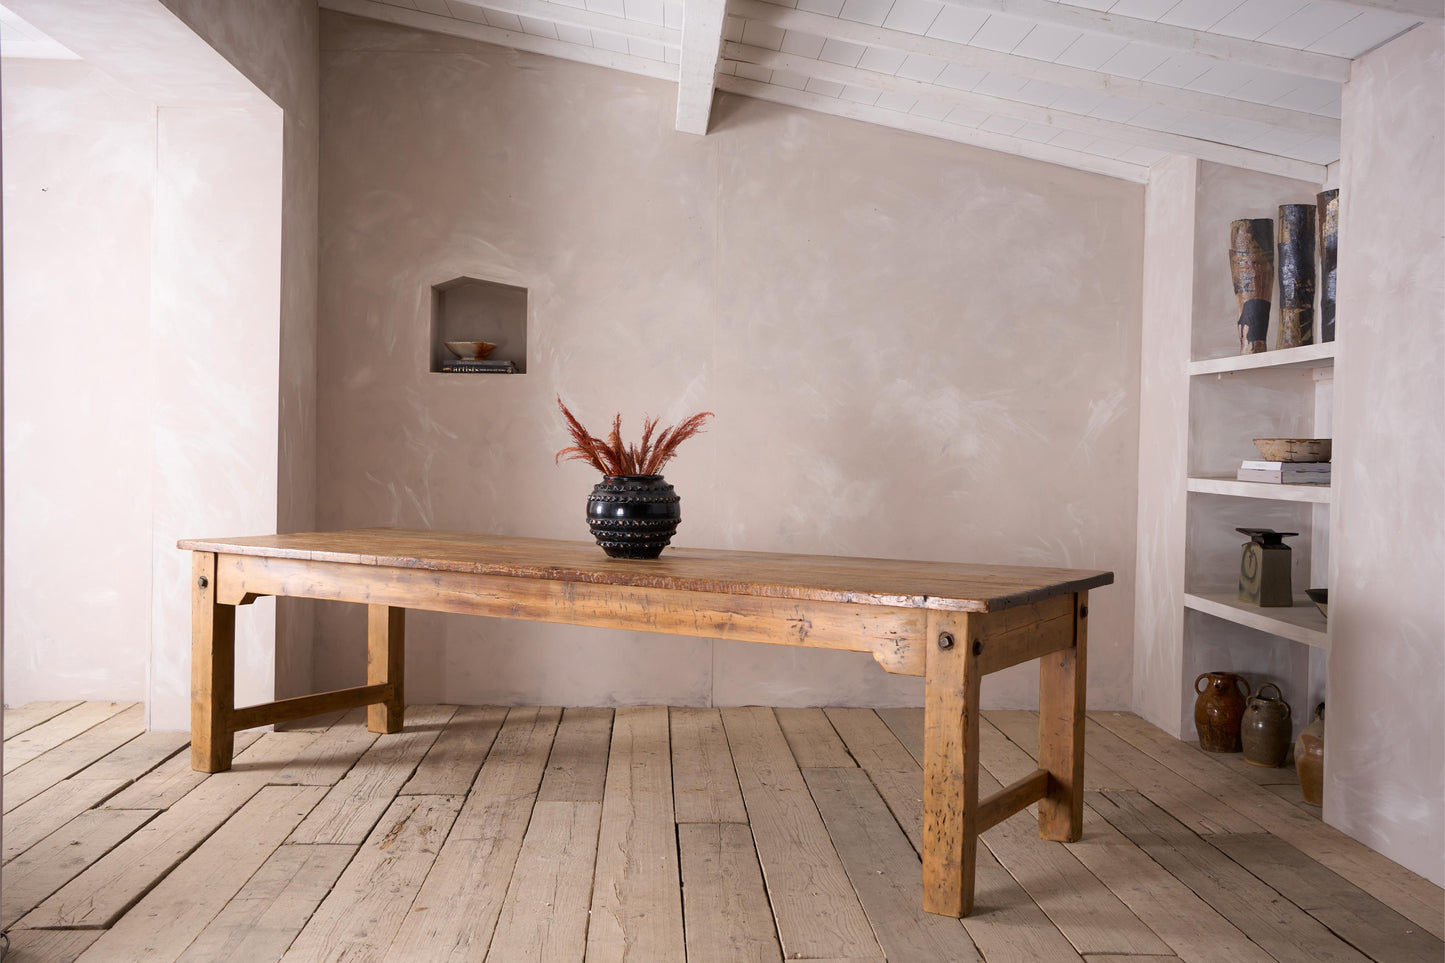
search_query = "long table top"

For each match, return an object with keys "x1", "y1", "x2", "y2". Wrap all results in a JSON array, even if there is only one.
[{"x1": 179, "y1": 528, "x2": 1113, "y2": 613}]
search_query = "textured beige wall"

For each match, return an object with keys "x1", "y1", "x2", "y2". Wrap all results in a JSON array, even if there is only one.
[
  {"x1": 160, "y1": 0, "x2": 321, "y2": 701},
  {"x1": 1, "y1": 0, "x2": 307, "y2": 729},
  {"x1": 1132, "y1": 155, "x2": 1195, "y2": 736},
  {"x1": 316, "y1": 12, "x2": 1145, "y2": 709},
  {"x1": 2, "y1": 60, "x2": 156, "y2": 703},
  {"x1": 1331, "y1": 24, "x2": 1444, "y2": 887}
]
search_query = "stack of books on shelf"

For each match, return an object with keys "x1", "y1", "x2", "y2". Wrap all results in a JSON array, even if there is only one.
[
  {"x1": 441, "y1": 359, "x2": 516, "y2": 374},
  {"x1": 1236, "y1": 460, "x2": 1330, "y2": 485}
]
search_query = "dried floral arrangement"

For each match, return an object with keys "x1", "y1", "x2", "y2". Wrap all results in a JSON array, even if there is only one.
[{"x1": 556, "y1": 398, "x2": 713, "y2": 477}]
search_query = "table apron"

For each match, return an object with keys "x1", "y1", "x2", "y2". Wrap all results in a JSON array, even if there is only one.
[{"x1": 216, "y1": 553, "x2": 929, "y2": 676}]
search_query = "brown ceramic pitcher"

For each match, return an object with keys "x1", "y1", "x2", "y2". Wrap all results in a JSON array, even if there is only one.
[
  {"x1": 1194, "y1": 671, "x2": 1249, "y2": 752},
  {"x1": 1241, "y1": 682, "x2": 1292, "y2": 767}
]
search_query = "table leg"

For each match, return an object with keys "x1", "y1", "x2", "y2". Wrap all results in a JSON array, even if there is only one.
[
  {"x1": 191, "y1": 551, "x2": 235, "y2": 773},
  {"x1": 368, "y1": 604, "x2": 405, "y2": 734},
  {"x1": 1038, "y1": 591, "x2": 1087, "y2": 841},
  {"x1": 922, "y1": 609, "x2": 981, "y2": 917}
]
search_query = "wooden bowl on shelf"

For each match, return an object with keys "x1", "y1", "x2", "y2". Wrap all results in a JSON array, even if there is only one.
[
  {"x1": 1253, "y1": 438, "x2": 1331, "y2": 463},
  {"x1": 1306, "y1": 588, "x2": 1327, "y2": 618},
  {"x1": 444, "y1": 340, "x2": 498, "y2": 361}
]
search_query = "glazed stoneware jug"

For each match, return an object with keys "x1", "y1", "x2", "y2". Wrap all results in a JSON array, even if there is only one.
[
  {"x1": 1296, "y1": 703, "x2": 1326, "y2": 805},
  {"x1": 1241, "y1": 682, "x2": 1292, "y2": 767},
  {"x1": 1194, "y1": 671, "x2": 1250, "y2": 752}
]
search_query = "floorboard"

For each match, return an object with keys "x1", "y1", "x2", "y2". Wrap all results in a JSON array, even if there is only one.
[{"x1": 3, "y1": 701, "x2": 1439, "y2": 963}]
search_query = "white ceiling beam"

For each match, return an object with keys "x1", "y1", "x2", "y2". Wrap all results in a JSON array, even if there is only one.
[
  {"x1": 731, "y1": 0, "x2": 1338, "y2": 138},
  {"x1": 715, "y1": 74, "x2": 1149, "y2": 182},
  {"x1": 726, "y1": 43, "x2": 1328, "y2": 180},
  {"x1": 935, "y1": 0, "x2": 1352, "y2": 82},
  {"x1": 676, "y1": 0, "x2": 727, "y2": 133},
  {"x1": 321, "y1": 0, "x2": 678, "y2": 79},
  {"x1": 446, "y1": 0, "x2": 678, "y2": 45}
]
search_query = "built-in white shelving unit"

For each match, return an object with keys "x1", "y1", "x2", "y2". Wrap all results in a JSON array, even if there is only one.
[
  {"x1": 1183, "y1": 592, "x2": 1329, "y2": 649},
  {"x1": 1188, "y1": 341, "x2": 1336, "y2": 376},
  {"x1": 1187, "y1": 475, "x2": 1331, "y2": 503},
  {"x1": 1186, "y1": 340, "x2": 1334, "y2": 653}
]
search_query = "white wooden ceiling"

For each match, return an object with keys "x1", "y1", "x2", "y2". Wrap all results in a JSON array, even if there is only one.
[{"x1": 344, "y1": 0, "x2": 1428, "y2": 180}]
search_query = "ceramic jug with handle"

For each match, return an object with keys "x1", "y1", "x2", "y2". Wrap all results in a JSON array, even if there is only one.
[
  {"x1": 1194, "y1": 671, "x2": 1250, "y2": 752},
  {"x1": 1241, "y1": 682, "x2": 1292, "y2": 767}
]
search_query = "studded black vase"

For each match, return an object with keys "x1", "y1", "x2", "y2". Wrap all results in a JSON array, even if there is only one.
[{"x1": 587, "y1": 475, "x2": 681, "y2": 559}]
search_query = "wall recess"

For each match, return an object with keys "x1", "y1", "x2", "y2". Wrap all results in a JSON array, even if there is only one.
[{"x1": 430, "y1": 276, "x2": 528, "y2": 373}]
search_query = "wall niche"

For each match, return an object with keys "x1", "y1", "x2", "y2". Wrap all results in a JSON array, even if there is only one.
[{"x1": 430, "y1": 276, "x2": 528, "y2": 373}]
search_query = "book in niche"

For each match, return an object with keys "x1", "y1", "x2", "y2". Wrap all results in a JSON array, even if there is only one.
[
  {"x1": 441, "y1": 359, "x2": 516, "y2": 373},
  {"x1": 1240, "y1": 460, "x2": 1330, "y2": 472},
  {"x1": 1237, "y1": 468, "x2": 1330, "y2": 484}
]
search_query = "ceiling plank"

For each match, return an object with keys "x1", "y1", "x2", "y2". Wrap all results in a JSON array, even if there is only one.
[
  {"x1": 726, "y1": 43, "x2": 1329, "y2": 180},
  {"x1": 676, "y1": 0, "x2": 728, "y2": 134},
  {"x1": 715, "y1": 74, "x2": 1150, "y2": 182},
  {"x1": 933, "y1": 0, "x2": 1353, "y2": 82},
  {"x1": 730, "y1": 0, "x2": 1339, "y2": 138},
  {"x1": 1318, "y1": 0, "x2": 1441, "y2": 20},
  {"x1": 321, "y1": 0, "x2": 678, "y2": 79},
  {"x1": 446, "y1": 0, "x2": 678, "y2": 45}
]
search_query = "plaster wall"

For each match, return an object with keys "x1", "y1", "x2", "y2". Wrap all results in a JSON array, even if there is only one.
[
  {"x1": 315, "y1": 13, "x2": 1145, "y2": 709},
  {"x1": 2, "y1": 60, "x2": 154, "y2": 702},
  {"x1": 159, "y1": 0, "x2": 321, "y2": 700},
  {"x1": 1330, "y1": 23, "x2": 1445, "y2": 888},
  {"x1": 1, "y1": 0, "x2": 293, "y2": 729},
  {"x1": 1133, "y1": 155, "x2": 1196, "y2": 736}
]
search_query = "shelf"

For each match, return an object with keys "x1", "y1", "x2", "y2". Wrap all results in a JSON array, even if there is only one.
[
  {"x1": 1189, "y1": 341, "x2": 1335, "y2": 377},
  {"x1": 1188, "y1": 476, "x2": 1331, "y2": 503},
  {"x1": 1184, "y1": 592, "x2": 1328, "y2": 649}
]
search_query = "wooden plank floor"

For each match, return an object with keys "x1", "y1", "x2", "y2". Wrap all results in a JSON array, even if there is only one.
[{"x1": 2, "y1": 702, "x2": 1441, "y2": 963}]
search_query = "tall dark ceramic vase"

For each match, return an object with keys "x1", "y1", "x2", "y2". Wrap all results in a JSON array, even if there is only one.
[
  {"x1": 1231, "y1": 218, "x2": 1275, "y2": 354},
  {"x1": 1317, "y1": 189, "x2": 1339, "y2": 343},
  {"x1": 1277, "y1": 204, "x2": 1316, "y2": 348},
  {"x1": 587, "y1": 475, "x2": 681, "y2": 559}
]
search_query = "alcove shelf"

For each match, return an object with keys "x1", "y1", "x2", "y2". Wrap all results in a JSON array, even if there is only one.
[
  {"x1": 1187, "y1": 476, "x2": 1332, "y2": 503},
  {"x1": 1183, "y1": 592, "x2": 1329, "y2": 649},
  {"x1": 1189, "y1": 340, "x2": 1336, "y2": 376},
  {"x1": 429, "y1": 276, "x2": 528, "y2": 374}
]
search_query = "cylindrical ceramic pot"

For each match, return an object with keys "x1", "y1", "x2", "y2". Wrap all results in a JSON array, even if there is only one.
[
  {"x1": 1241, "y1": 682, "x2": 1292, "y2": 767},
  {"x1": 1296, "y1": 702, "x2": 1325, "y2": 805},
  {"x1": 1194, "y1": 671, "x2": 1250, "y2": 752},
  {"x1": 1277, "y1": 204, "x2": 1316, "y2": 349},
  {"x1": 1230, "y1": 218, "x2": 1274, "y2": 355},
  {"x1": 1317, "y1": 190, "x2": 1339, "y2": 343},
  {"x1": 587, "y1": 475, "x2": 681, "y2": 559}
]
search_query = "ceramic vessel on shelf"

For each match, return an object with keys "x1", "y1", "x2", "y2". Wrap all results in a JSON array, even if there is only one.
[
  {"x1": 1318, "y1": 189, "x2": 1339, "y2": 343},
  {"x1": 1194, "y1": 671, "x2": 1250, "y2": 753},
  {"x1": 1277, "y1": 204, "x2": 1316, "y2": 349},
  {"x1": 1306, "y1": 588, "x2": 1328, "y2": 618},
  {"x1": 1296, "y1": 703, "x2": 1326, "y2": 805},
  {"x1": 1253, "y1": 438, "x2": 1331, "y2": 462},
  {"x1": 1241, "y1": 682, "x2": 1292, "y2": 768},
  {"x1": 1231, "y1": 218, "x2": 1274, "y2": 354},
  {"x1": 444, "y1": 340, "x2": 498, "y2": 360},
  {"x1": 586, "y1": 475, "x2": 681, "y2": 559},
  {"x1": 1237, "y1": 528, "x2": 1297, "y2": 608}
]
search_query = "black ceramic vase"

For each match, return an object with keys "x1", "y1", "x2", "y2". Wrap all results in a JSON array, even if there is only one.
[{"x1": 587, "y1": 475, "x2": 681, "y2": 559}]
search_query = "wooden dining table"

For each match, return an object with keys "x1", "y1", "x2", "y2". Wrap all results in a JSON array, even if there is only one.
[{"x1": 178, "y1": 527, "x2": 1112, "y2": 918}]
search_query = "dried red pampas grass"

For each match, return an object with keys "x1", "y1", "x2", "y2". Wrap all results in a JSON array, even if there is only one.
[{"x1": 556, "y1": 398, "x2": 713, "y2": 477}]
